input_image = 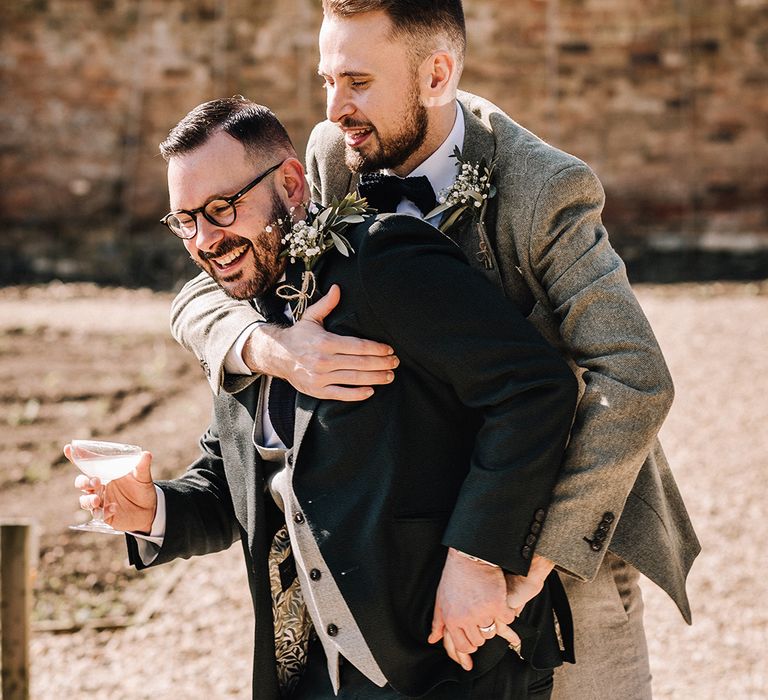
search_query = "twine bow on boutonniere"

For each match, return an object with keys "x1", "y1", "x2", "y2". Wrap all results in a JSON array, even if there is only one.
[
  {"x1": 272, "y1": 193, "x2": 374, "y2": 320},
  {"x1": 425, "y1": 146, "x2": 498, "y2": 269}
]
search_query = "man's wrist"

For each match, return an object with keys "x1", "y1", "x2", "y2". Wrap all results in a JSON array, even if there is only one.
[
  {"x1": 527, "y1": 553, "x2": 555, "y2": 583},
  {"x1": 243, "y1": 323, "x2": 290, "y2": 377}
]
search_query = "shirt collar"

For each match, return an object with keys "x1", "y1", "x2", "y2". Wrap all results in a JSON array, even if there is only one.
[{"x1": 384, "y1": 101, "x2": 465, "y2": 198}]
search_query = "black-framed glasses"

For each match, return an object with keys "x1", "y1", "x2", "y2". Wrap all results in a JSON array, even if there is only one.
[{"x1": 160, "y1": 160, "x2": 285, "y2": 239}]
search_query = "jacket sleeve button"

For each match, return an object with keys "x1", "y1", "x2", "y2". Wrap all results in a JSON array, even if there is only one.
[
  {"x1": 602, "y1": 512, "x2": 615, "y2": 524},
  {"x1": 521, "y1": 545, "x2": 533, "y2": 560},
  {"x1": 590, "y1": 540, "x2": 603, "y2": 552},
  {"x1": 525, "y1": 534, "x2": 537, "y2": 546},
  {"x1": 534, "y1": 509, "x2": 546, "y2": 523},
  {"x1": 530, "y1": 521, "x2": 542, "y2": 535}
]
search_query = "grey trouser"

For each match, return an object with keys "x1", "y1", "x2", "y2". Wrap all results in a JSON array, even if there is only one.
[{"x1": 553, "y1": 552, "x2": 652, "y2": 700}]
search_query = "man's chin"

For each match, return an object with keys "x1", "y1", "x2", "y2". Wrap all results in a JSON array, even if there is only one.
[
  {"x1": 214, "y1": 276, "x2": 265, "y2": 301},
  {"x1": 194, "y1": 264, "x2": 264, "y2": 301},
  {"x1": 344, "y1": 145, "x2": 367, "y2": 174}
]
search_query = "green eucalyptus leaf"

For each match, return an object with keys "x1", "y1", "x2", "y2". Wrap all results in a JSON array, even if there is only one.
[
  {"x1": 425, "y1": 202, "x2": 454, "y2": 219},
  {"x1": 330, "y1": 231, "x2": 350, "y2": 256},
  {"x1": 316, "y1": 207, "x2": 333, "y2": 225},
  {"x1": 441, "y1": 206, "x2": 466, "y2": 231}
]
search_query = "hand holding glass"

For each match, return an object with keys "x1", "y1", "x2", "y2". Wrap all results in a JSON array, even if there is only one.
[{"x1": 69, "y1": 439, "x2": 143, "y2": 535}]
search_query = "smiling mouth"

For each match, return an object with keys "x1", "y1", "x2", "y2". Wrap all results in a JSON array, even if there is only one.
[
  {"x1": 210, "y1": 244, "x2": 249, "y2": 271},
  {"x1": 343, "y1": 127, "x2": 373, "y2": 148}
]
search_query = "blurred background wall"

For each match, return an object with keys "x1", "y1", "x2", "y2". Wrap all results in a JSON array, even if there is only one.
[{"x1": 1, "y1": 0, "x2": 767, "y2": 288}]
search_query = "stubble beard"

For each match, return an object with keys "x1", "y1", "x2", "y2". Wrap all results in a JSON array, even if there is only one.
[
  {"x1": 344, "y1": 85, "x2": 429, "y2": 174},
  {"x1": 193, "y1": 193, "x2": 289, "y2": 301}
]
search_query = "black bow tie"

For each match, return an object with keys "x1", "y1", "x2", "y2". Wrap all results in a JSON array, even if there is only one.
[{"x1": 358, "y1": 173, "x2": 437, "y2": 216}]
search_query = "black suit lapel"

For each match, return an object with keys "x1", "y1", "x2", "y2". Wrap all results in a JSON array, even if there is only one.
[
  {"x1": 286, "y1": 252, "x2": 331, "y2": 458},
  {"x1": 292, "y1": 393, "x2": 320, "y2": 467}
]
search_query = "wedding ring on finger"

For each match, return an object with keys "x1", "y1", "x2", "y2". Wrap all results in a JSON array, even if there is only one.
[{"x1": 478, "y1": 622, "x2": 497, "y2": 635}]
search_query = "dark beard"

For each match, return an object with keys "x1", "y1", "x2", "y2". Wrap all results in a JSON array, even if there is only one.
[
  {"x1": 344, "y1": 89, "x2": 429, "y2": 174},
  {"x1": 192, "y1": 193, "x2": 289, "y2": 301}
]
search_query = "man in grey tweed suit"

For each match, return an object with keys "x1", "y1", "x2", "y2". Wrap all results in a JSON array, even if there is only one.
[{"x1": 170, "y1": 1, "x2": 700, "y2": 697}]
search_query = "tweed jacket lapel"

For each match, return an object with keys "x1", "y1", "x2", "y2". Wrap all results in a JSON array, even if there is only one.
[
  {"x1": 453, "y1": 104, "x2": 537, "y2": 313},
  {"x1": 223, "y1": 381, "x2": 269, "y2": 549},
  {"x1": 446, "y1": 103, "x2": 504, "y2": 290}
]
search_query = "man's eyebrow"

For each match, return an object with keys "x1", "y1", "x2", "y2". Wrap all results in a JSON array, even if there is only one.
[{"x1": 316, "y1": 67, "x2": 372, "y2": 78}]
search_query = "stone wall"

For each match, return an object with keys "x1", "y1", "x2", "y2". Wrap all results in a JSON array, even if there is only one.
[{"x1": 2, "y1": 0, "x2": 767, "y2": 286}]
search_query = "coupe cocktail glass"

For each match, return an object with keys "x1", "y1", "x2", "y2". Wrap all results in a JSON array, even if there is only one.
[{"x1": 69, "y1": 439, "x2": 142, "y2": 534}]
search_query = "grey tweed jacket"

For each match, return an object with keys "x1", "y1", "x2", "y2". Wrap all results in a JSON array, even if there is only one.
[{"x1": 171, "y1": 90, "x2": 700, "y2": 622}]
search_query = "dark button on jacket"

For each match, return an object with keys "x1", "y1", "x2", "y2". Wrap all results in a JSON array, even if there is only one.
[{"x1": 584, "y1": 511, "x2": 616, "y2": 552}]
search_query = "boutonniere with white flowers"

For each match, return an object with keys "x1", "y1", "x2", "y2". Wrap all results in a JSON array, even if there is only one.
[
  {"x1": 425, "y1": 147, "x2": 498, "y2": 269},
  {"x1": 272, "y1": 193, "x2": 374, "y2": 320}
]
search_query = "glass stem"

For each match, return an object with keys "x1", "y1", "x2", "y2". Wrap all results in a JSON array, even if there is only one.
[{"x1": 92, "y1": 481, "x2": 107, "y2": 525}]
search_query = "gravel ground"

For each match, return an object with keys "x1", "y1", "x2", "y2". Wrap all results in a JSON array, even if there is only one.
[{"x1": 2, "y1": 281, "x2": 766, "y2": 699}]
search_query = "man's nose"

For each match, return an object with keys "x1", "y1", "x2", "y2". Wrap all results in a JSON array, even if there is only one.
[
  {"x1": 326, "y1": 84, "x2": 354, "y2": 124},
  {"x1": 193, "y1": 215, "x2": 225, "y2": 253}
]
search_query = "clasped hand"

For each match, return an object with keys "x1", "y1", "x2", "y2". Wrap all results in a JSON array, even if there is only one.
[{"x1": 429, "y1": 548, "x2": 554, "y2": 670}]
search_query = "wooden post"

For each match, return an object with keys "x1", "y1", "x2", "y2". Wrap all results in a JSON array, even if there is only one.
[{"x1": 1, "y1": 523, "x2": 33, "y2": 700}]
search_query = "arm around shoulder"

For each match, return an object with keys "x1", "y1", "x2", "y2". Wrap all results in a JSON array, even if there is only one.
[{"x1": 171, "y1": 272, "x2": 265, "y2": 394}]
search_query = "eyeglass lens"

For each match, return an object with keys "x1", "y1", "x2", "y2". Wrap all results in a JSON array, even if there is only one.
[{"x1": 167, "y1": 199, "x2": 237, "y2": 238}]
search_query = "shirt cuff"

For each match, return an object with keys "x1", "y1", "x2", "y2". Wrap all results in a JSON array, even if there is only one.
[
  {"x1": 133, "y1": 486, "x2": 166, "y2": 565},
  {"x1": 454, "y1": 548, "x2": 501, "y2": 568},
  {"x1": 223, "y1": 322, "x2": 262, "y2": 376}
]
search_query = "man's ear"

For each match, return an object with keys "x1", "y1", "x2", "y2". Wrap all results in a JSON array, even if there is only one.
[
  {"x1": 277, "y1": 157, "x2": 308, "y2": 208},
  {"x1": 419, "y1": 50, "x2": 457, "y2": 108}
]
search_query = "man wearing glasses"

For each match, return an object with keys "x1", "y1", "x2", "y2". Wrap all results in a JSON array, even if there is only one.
[{"x1": 76, "y1": 97, "x2": 578, "y2": 699}]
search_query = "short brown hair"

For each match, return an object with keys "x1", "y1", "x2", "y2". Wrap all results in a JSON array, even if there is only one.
[
  {"x1": 159, "y1": 96, "x2": 295, "y2": 163},
  {"x1": 322, "y1": 0, "x2": 466, "y2": 69}
]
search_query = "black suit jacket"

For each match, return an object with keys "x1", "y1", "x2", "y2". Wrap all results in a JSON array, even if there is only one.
[{"x1": 129, "y1": 214, "x2": 577, "y2": 698}]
